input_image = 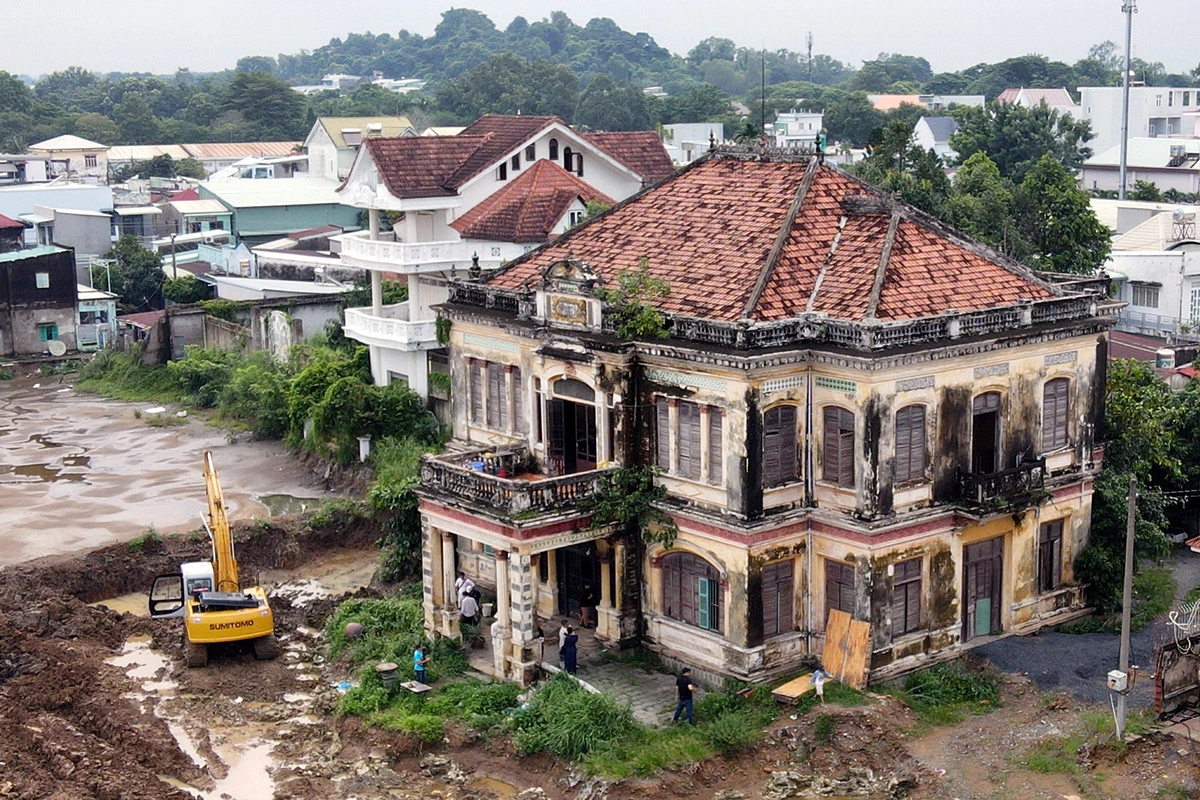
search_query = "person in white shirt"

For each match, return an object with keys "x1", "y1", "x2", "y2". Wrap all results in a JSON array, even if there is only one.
[
  {"x1": 460, "y1": 592, "x2": 480, "y2": 625},
  {"x1": 456, "y1": 572, "x2": 475, "y2": 604},
  {"x1": 557, "y1": 618, "x2": 570, "y2": 665}
]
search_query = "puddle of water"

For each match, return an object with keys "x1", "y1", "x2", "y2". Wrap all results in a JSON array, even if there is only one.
[
  {"x1": 91, "y1": 591, "x2": 149, "y2": 617},
  {"x1": 0, "y1": 461, "x2": 88, "y2": 483},
  {"x1": 168, "y1": 720, "x2": 209, "y2": 770},
  {"x1": 209, "y1": 742, "x2": 276, "y2": 800},
  {"x1": 157, "y1": 775, "x2": 204, "y2": 799},
  {"x1": 259, "y1": 549, "x2": 378, "y2": 598},
  {"x1": 106, "y1": 635, "x2": 170, "y2": 682},
  {"x1": 470, "y1": 776, "x2": 520, "y2": 798},
  {"x1": 256, "y1": 493, "x2": 320, "y2": 516}
]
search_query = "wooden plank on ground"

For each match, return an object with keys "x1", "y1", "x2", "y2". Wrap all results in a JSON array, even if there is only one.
[{"x1": 771, "y1": 673, "x2": 814, "y2": 704}]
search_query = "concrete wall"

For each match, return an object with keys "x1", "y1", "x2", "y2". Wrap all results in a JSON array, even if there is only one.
[
  {"x1": 0, "y1": 248, "x2": 79, "y2": 356},
  {"x1": 1082, "y1": 86, "x2": 1200, "y2": 156}
]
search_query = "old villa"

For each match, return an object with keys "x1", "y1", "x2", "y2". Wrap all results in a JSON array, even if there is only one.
[{"x1": 414, "y1": 145, "x2": 1119, "y2": 685}]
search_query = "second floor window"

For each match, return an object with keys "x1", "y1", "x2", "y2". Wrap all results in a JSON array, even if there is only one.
[
  {"x1": 1042, "y1": 378, "x2": 1070, "y2": 451},
  {"x1": 894, "y1": 404, "x2": 927, "y2": 484},
  {"x1": 525, "y1": 143, "x2": 536, "y2": 160},
  {"x1": 822, "y1": 407, "x2": 855, "y2": 488},
  {"x1": 470, "y1": 360, "x2": 524, "y2": 434},
  {"x1": 656, "y1": 398, "x2": 724, "y2": 486},
  {"x1": 486, "y1": 362, "x2": 508, "y2": 429},
  {"x1": 1131, "y1": 284, "x2": 1159, "y2": 308},
  {"x1": 678, "y1": 402, "x2": 702, "y2": 480},
  {"x1": 549, "y1": 138, "x2": 559, "y2": 160},
  {"x1": 763, "y1": 405, "x2": 799, "y2": 487}
]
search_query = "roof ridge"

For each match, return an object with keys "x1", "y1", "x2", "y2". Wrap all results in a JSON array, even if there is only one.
[
  {"x1": 864, "y1": 210, "x2": 902, "y2": 319},
  {"x1": 806, "y1": 215, "x2": 848, "y2": 312},
  {"x1": 740, "y1": 157, "x2": 820, "y2": 319}
]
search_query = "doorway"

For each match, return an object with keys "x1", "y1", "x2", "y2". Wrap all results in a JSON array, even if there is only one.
[
  {"x1": 556, "y1": 543, "x2": 600, "y2": 618},
  {"x1": 546, "y1": 398, "x2": 597, "y2": 475},
  {"x1": 963, "y1": 537, "x2": 1003, "y2": 640},
  {"x1": 971, "y1": 393, "x2": 1001, "y2": 474}
]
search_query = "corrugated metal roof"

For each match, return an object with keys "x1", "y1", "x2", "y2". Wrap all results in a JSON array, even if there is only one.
[
  {"x1": 1087, "y1": 137, "x2": 1200, "y2": 168},
  {"x1": 169, "y1": 199, "x2": 229, "y2": 214},
  {"x1": 28, "y1": 135, "x2": 107, "y2": 151},
  {"x1": 314, "y1": 117, "x2": 415, "y2": 148},
  {"x1": 199, "y1": 177, "x2": 343, "y2": 208},
  {"x1": 108, "y1": 145, "x2": 190, "y2": 161},
  {"x1": 0, "y1": 245, "x2": 67, "y2": 263},
  {"x1": 183, "y1": 142, "x2": 300, "y2": 160}
]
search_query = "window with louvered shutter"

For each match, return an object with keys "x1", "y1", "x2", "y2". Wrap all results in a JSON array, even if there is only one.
[
  {"x1": 894, "y1": 405, "x2": 927, "y2": 483},
  {"x1": 708, "y1": 409, "x2": 723, "y2": 486},
  {"x1": 1039, "y1": 520, "x2": 1064, "y2": 592},
  {"x1": 1042, "y1": 378, "x2": 1070, "y2": 451},
  {"x1": 825, "y1": 560, "x2": 856, "y2": 619},
  {"x1": 762, "y1": 560, "x2": 794, "y2": 639},
  {"x1": 662, "y1": 553, "x2": 722, "y2": 632},
  {"x1": 763, "y1": 405, "x2": 798, "y2": 487},
  {"x1": 891, "y1": 557, "x2": 922, "y2": 637},
  {"x1": 823, "y1": 407, "x2": 855, "y2": 488},
  {"x1": 678, "y1": 402, "x2": 702, "y2": 480},
  {"x1": 469, "y1": 361, "x2": 483, "y2": 424},
  {"x1": 513, "y1": 367, "x2": 525, "y2": 434},
  {"x1": 656, "y1": 397, "x2": 670, "y2": 470},
  {"x1": 486, "y1": 362, "x2": 505, "y2": 429}
]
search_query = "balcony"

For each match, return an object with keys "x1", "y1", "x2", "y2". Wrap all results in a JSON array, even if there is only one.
[
  {"x1": 343, "y1": 304, "x2": 438, "y2": 350},
  {"x1": 420, "y1": 445, "x2": 615, "y2": 519},
  {"x1": 341, "y1": 235, "x2": 501, "y2": 274},
  {"x1": 957, "y1": 456, "x2": 1047, "y2": 508}
]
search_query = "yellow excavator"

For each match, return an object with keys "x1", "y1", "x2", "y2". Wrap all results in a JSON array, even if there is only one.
[{"x1": 149, "y1": 451, "x2": 278, "y2": 667}]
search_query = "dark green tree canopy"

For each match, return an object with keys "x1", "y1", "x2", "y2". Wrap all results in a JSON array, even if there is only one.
[{"x1": 949, "y1": 101, "x2": 1094, "y2": 182}]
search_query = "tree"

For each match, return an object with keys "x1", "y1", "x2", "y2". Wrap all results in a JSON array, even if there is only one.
[
  {"x1": 106, "y1": 236, "x2": 165, "y2": 313},
  {"x1": 73, "y1": 112, "x2": 119, "y2": 144},
  {"x1": 436, "y1": 53, "x2": 578, "y2": 122},
  {"x1": 1130, "y1": 180, "x2": 1164, "y2": 202},
  {"x1": 236, "y1": 56, "x2": 278, "y2": 74},
  {"x1": 163, "y1": 275, "x2": 211, "y2": 305},
  {"x1": 0, "y1": 71, "x2": 34, "y2": 114},
  {"x1": 659, "y1": 83, "x2": 730, "y2": 123},
  {"x1": 175, "y1": 158, "x2": 207, "y2": 179},
  {"x1": 852, "y1": 118, "x2": 951, "y2": 217},
  {"x1": 574, "y1": 75, "x2": 653, "y2": 131},
  {"x1": 113, "y1": 93, "x2": 160, "y2": 144},
  {"x1": 943, "y1": 152, "x2": 1031, "y2": 260},
  {"x1": 1017, "y1": 155, "x2": 1111, "y2": 274},
  {"x1": 223, "y1": 72, "x2": 308, "y2": 139},
  {"x1": 595, "y1": 258, "x2": 671, "y2": 340},
  {"x1": 823, "y1": 92, "x2": 885, "y2": 148},
  {"x1": 950, "y1": 101, "x2": 1094, "y2": 182},
  {"x1": 847, "y1": 53, "x2": 932, "y2": 92}
]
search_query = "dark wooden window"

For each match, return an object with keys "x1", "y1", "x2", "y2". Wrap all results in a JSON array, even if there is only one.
[
  {"x1": 574, "y1": 152, "x2": 584, "y2": 176},
  {"x1": 513, "y1": 367, "x2": 525, "y2": 434},
  {"x1": 894, "y1": 404, "x2": 927, "y2": 483},
  {"x1": 662, "y1": 552, "x2": 722, "y2": 632},
  {"x1": 825, "y1": 560, "x2": 856, "y2": 620},
  {"x1": 763, "y1": 405, "x2": 799, "y2": 487},
  {"x1": 1039, "y1": 520, "x2": 1064, "y2": 593},
  {"x1": 891, "y1": 558, "x2": 922, "y2": 637},
  {"x1": 525, "y1": 144, "x2": 536, "y2": 161},
  {"x1": 677, "y1": 402, "x2": 702, "y2": 480},
  {"x1": 761, "y1": 560, "x2": 794, "y2": 638},
  {"x1": 486, "y1": 362, "x2": 507, "y2": 429},
  {"x1": 708, "y1": 409, "x2": 723, "y2": 485},
  {"x1": 1042, "y1": 378, "x2": 1070, "y2": 451},
  {"x1": 469, "y1": 360, "x2": 483, "y2": 424},
  {"x1": 549, "y1": 138, "x2": 559, "y2": 160},
  {"x1": 655, "y1": 397, "x2": 670, "y2": 470},
  {"x1": 563, "y1": 146, "x2": 573, "y2": 171},
  {"x1": 822, "y1": 407, "x2": 855, "y2": 488},
  {"x1": 972, "y1": 392, "x2": 1001, "y2": 474}
]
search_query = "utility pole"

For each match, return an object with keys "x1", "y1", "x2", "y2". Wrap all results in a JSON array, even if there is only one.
[
  {"x1": 807, "y1": 32, "x2": 813, "y2": 82},
  {"x1": 760, "y1": 49, "x2": 767, "y2": 140},
  {"x1": 1116, "y1": 475, "x2": 1136, "y2": 739},
  {"x1": 1118, "y1": 0, "x2": 1137, "y2": 200}
]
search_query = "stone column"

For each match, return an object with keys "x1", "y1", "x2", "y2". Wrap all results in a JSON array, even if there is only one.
[
  {"x1": 422, "y1": 521, "x2": 441, "y2": 636},
  {"x1": 544, "y1": 548, "x2": 559, "y2": 618},
  {"x1": 507, "y1": 551, "x2": 539, "y2": 685},
  {"x1": 596, "y1": 547, "x2": 617, "y2": 642},
  {"x1": 492, "y1": 549, "x2": 511, "y2": 679},
  {"x1": 441, "y1": 533, "x2": 457, "y2": 606},
  {"x1": 596, "y1": 395, "x2": 610, "y2": 465},
  {"x1": 368, "y1": 207, "x2": 380, "y2": 241}
]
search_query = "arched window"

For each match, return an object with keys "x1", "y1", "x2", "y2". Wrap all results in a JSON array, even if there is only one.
[
  {"x1": 562, "y1": 146, "x2": 573, "y2": 171},
  {"x1": 662, "y1": 552, "x2": 722, "y2": 632},
  {"x1": 1042, "y1": 378, "x2": 1070, "y2": 451},
  {"x1": 763, "y1": 405, "x2": 799, "y2": 487},
  {"x1": 894, "y1": 404, "x2": 927, "y2": 483},
  {"x1": 822, "y1": 406, "x2": 855, "y2": 488},
  {"x1": 972, "y1": 392, "x2": 1001, "y2": 474},
  {"x1": 549, "y1": 138, "x2": 559, "y2": 160}
]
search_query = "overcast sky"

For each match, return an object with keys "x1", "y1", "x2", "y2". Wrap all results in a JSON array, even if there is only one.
[{"x1": 5, "y1": 0, "x2": 1194, "y2": 78}]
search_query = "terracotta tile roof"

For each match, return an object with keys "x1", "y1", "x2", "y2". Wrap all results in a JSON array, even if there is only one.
[
  {"x1": 363, "y1": 135, "x2": 493, "y2": 198},
  {"x1": 0, "y1": 213, "x2": 28, "y2": 229},
  {"x1": 581, "y1": 131, "x2": 676, "y2": 182},
  {"x1": 119, "y1": 310, "x2": 166, "y2": 328},
  {"x1": 487, "y1": 154, "x2": 1056, "y2": 324},
  {"x1": 170, "y1": 188, "x2": 200, "y2": 202},
  {"x1": 450, "y1": 160, "x2": 615, "y2": 244}
]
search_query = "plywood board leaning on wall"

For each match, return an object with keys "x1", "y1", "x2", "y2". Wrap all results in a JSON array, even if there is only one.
[{"x1": 824, "y1": 608, "x2": 871, "y2": 690}]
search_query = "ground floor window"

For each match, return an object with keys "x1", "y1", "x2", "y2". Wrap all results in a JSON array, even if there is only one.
[
  {"x1": 38, "y1": 323, "x2": 58, "y2": 341},
  {"x1": 662, "y1": 552, "x2": 722, "y2": 633},
  {"x1": 1039, "y1": 520, "x2": 1064, "y2": 593},
  {"x1": 891, "y1": 557, "x2": 922, "y2": 637},
  {"x1": 825, "y1": 560, "x2": 856, "y2": 620},
  {"x1": 761, "y1": 559, "x2": 794, "y2": 638}
]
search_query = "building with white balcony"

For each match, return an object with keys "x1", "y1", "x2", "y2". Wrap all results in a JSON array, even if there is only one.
[{"x1": 336, "y1": 114, "x2": 675, "y2": 405}]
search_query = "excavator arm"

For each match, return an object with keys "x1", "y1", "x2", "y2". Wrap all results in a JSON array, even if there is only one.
[{"x1": 203, "y1": 450, "x2": 240, "y2": 593}]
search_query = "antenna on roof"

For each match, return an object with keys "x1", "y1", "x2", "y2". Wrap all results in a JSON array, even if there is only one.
[
  {"x1": 760, "y1": 48, "x2": 767, "y2": 141},
  {"x1": 806, "y1": 32, "x2": 813, "y2": 82}
]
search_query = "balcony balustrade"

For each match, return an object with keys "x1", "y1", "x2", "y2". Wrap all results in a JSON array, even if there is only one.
[
  {"x1": 957, "y1": 456, "x2": 1047, "y2": 507},
  {"x1": 343, "y1": 304, "x2": 438, "y2": 350}
]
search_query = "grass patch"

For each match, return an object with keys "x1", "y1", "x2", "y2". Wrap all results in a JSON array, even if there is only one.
[
  {"x1": 78, "y1": 350, "x2": 183, "y2": 404},
  {"x1": 144, "y1": 412, "x2": 185, "y2": 427},
  {"x1": 0, "y1": 369, "x2": 14, "y2": 380},
  {"x1": 1022, "y1": 735, "x2": 1084, "y2": 774},
  {"x1": 813, "y1": 713, "x2": 836, "y2": 745},
  {"x1": 1132, "y1": 566, "x2": 1176, "y2": 630},
  {"x1": 879, "y1": 658, "x2": 1001, "y2": 726},
  {"x1": 1184, "y1": 585, "x2": 1200, "y2": 605},
  {"x1": 128, "y1": 528, "x2": 161, "y2": 552},
  {"x1": 1156, "y1": 783, "x2": 1196, "y2": 800},
  {"x1": 510, "y1": 673, "x2": 640, "y2": 760}
]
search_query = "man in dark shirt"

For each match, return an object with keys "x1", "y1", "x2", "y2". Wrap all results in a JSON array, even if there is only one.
[{"x1": 672, "y1": 667, "x2": 696, "y2": 724}]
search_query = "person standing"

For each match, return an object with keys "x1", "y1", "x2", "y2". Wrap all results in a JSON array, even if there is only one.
[
  {"x1": 413, "y1": 645, "x2": 430, "y2": 685},
  {"x1": 557, "y1": 618, "x2": 570, "y2": 665},
  {"x1": 580, "y1": 581, "x2": 598, "y2": 628},
  {"x1": 561, "y1": 626, "x2": 579, "y2": 674},
  {"x1": 811, "y1": 666, "x2": 830, "y2": 704},
  {"x1": 460, "y1": 591, "x2": 480, "y2": 625},
  {"x1": 672, "y1": 667, "x2": 696, "y2": 724},
  {"x1": 456, "y1": 572, "x2": 475, "y2": 605}
]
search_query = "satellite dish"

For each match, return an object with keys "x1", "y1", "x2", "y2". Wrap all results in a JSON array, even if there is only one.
[
  {"x1": 47, "y1": 340, "x2": 67, "y2": 356},
  {"x1": 1174, "y1": 207, "x2": 1186, "y2": 222}
]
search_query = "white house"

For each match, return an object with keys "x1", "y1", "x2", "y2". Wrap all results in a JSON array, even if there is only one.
[
  {"x1": 303, "y1": 116, "x2": 416, "y2": 181},
  {"x1": 660, "y1": 123, "x2": 724, "y2": 165},
  {"x1": 336, "y1": 114, "x2": 675, "y2": 400},
  {"x1": 1105, "y1": 207, "x2": 1200, "y2": 337},
  {"x1": 913, "y1": 116, "x2": 959, "y2": 163},
  {"x1": 27, "y1": 136, "x2": 109, "y2": 183},
  {"x1": 770, "y1": 111, "x2": 822, "y2": 148},
  {"x1": 1080, "y1": 138, "x2": 1200, "y2": 195},
  {"x1": 1080, "y1": 86, "x2": 1200, "y2": 157},
  {"x1": 996, "y1": 87, "x2": 1079, "y2": 119},
  {"x1": 76, "y1": 283, "x2": 118, "y2": 350}
]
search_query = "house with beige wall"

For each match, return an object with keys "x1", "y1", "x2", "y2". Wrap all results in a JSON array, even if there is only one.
[{"x1": 415, "y1": 145, "x2": 1118, "y2": 686}]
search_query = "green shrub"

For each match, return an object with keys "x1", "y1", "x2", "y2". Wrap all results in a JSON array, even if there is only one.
[
  {"x1": 371, "y1": 709, "x2": 445, "y2": 742},
  {"x1": 168, "y1": 346, "x2": 243, "y2": 407},
  {"x1": 882, "y1": 659, "x2": 1001, "y2": 725},
  {"x1": 199, "y1": 299, "x2": 252, "y2": 323},
  {"x1": 218, "y1": 353, "x2": 292, "y2": 439},
  {"x1": 702, "y1": 711, "x2": 761, "y2": 753},
  {"x1": 425, "y1": 680, "x2": 522, "y2": 729},
  {"x1": 128, "y1": 528, "x2": 161, "y2": 552},
  {"x1": 509, "y1": 673, "x2": 640, "y2": 760},
  {"x1": 325, "y1": 594, "x2": 467, "y2": 683},
  {"x1": 308, "y1": 497, "x2": 368, "y2": 531},
  {"x1": 0, "y1": 369, "x2": 14, "y2": 380},
  {"x1": 78, "y1": 349, "x2": 182, "y2": 403},
  {"x1": 369, "y1": 437, "x2": 434, "y2": 581}
]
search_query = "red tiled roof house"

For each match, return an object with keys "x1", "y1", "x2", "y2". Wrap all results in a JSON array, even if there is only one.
[{"x1": 415, "y1": 146, "x2": 1119, "y2": 686}]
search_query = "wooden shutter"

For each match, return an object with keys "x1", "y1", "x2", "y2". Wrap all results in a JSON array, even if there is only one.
[
  {"x1": 678, "y1": 402, "x2": 701, "y2": 480},
  {"x1": 1042, "y1": 378, "x2": 1069, "y2": 451},
  {"x1": 708, "y1": 409, "x2": 723, "y2": 485},
  {"x1": 486, "y1": 363, "x2": 504, "y2": 428},
  {"x1": 894, "y1": 405, "x2": 926, "y2": 483},
  {"x1": 824, "y1": 408, "x2": 854, "y2": 487},
  {"x1": 656, "y1": 398, "x2": 671, "y2": 470},
  {"x1": 825, "y1": 560, "x2": 855, "y2": 617},
  {"x1": 764, "y1": 405, "x2": 798, "y2": 487},
  {"x1": 469, "y1": 361, "x2": 483, "y2": 424},
  {"x1": 890, "y1": 558, "x2": 922, "y2": 637},
  {"x1": 663, "y1": 556, "x2": 680, "y2": 617},
  {"x1": 697, "y1": 577, "x2": 711, "y2": 629},
  {"x1": 1039, "y1": 520, "x2": 1064, "y2": 591},
  {"x1": 513, "y1": 367, "x2": 525, "y2": 434},
  {"x1": 762, "y1": 560, "x2": 794, "y2": 638}
]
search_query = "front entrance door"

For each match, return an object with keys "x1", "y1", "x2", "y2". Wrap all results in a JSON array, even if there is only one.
[
  {"x1": 963, "y1": 537, "x2": 1003, "y2": 640},
  {"x1": 547, "y1": 398, "x2": 597, "y2": 475},
  {"x1": 557, "y1": 544, "x2": 600, "y2": 617}
]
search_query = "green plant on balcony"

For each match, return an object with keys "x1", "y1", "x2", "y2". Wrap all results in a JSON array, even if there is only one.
[
  {"x1": 428, "y1": 371, "x2": 451, "y2": 397},
  {"x1": 595, "y1": 258, "x2": 671, "y2": 341},
  {"x1": 580, "y1": 465, "x2": 678, "y2": 547},
  {"x1": 435, "y1": 316, "x2": 451, "y2": 346}
]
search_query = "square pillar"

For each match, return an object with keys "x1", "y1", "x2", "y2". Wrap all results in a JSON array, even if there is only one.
[
  {"x1": 507, "y1": 551, "x2": 540, "y2": 685},
  {"x1": 440, "y1": 532, "x2": 460, "y2": 639},
  {"x1": 421, "y1": 521, "x2": 441, "y2": 636},
  {"x1": 596, "y1": 547, "x2": 619, "y2": 642}
]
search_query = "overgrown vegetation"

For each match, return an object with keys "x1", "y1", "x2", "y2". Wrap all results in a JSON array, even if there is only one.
[
  {"x1": 581, "y1": 465, "x2": 679, "y2": 547},
  {"x1": 595, "y1": 259, "x2": 672, "y2": 341},
  {"x1": 880, "y1": 659, "x2": 1001, "y2": 727},
  {"x1": 327, "y1": 590, "x2": 467, "y2": 682},
  {"x1": 127, "y1": 528, "x2": 161, "y2": 552},
  {"x1": 1014, "y1": 707, "x2": 1158, "y2": 777}
]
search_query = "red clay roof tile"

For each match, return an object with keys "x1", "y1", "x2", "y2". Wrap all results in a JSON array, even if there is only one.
[{"x1": 582, "y1": 131, "x2": 676, "y2": 182}]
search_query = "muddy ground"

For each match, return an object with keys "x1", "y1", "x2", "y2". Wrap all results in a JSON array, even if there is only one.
[{"x1": 2, "y1": 513, "x2": 1199, "y2": 800}]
